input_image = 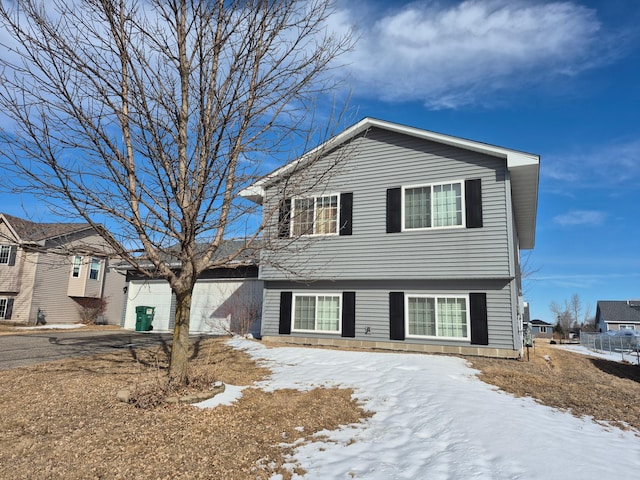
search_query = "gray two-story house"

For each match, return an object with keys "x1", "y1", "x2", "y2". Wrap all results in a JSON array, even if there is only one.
[{"x1": 242, "y1": 118, "x2": 539, "y2": 358}]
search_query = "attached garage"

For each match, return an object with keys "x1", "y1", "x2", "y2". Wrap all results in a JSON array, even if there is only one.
[{"x1": 123, "y1": 266, "x2": 262, "y2": 336}]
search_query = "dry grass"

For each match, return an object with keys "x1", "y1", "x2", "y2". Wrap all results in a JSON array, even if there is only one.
[
  {"x1": 1, "y1": 334, "x2": 638, "y2": 479},
  {"x1": 468, "y1": 341, "x2": 640, "y2": 432},
  {"x1": 0, "y1": 338, "x2": 368, "y2": 480}
]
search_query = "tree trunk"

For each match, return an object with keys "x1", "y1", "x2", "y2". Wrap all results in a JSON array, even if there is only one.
[{"x1": 170, "y1": 287, "x2": 193, "y2": 386}]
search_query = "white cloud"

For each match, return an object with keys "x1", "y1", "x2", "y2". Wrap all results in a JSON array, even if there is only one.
[
  {"x1": 543, "y1": 139, "x2": 640, "y2": 187},
  {"x1": 552, "y1": 209, "x2": 606, "y2": 226},
  {"x1": 534, "y1": 272, "x2": 640, "y2": 289},
  {"x1": 337, "y1": 0, "x2": 613, "y2": 108}
]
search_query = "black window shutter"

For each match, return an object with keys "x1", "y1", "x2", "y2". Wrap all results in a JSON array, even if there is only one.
[
  {"x1": 8, "y1": 246, "x2": 17, "y2": 266},
  {"x1": 278, "y1": 291, "x2": 292, "y2": 334},
  {"x1": 386, "y1": 188, "x2": 402, "y2": 233},
  {"x1": 4, "y1": 298, "x2": 14, "y2": 319},
  {"x1": 465, "y1": 179, "x2": 483, "y2": 228},
  {"x1": 389, "y1": 292, "x2": 405, "y2": 340},
  {"x1": 278, "y1": 199, "x2": 292, "y2": 238},
  {"x1": 470, "y1": 292, "x2": 489, "y2": 345},
  {"x1": 341, "y1": 291, "x2": 356, "y2": 337},
  {"x1": 339, "y1": 192, "x2": 353, "y2": 236}
]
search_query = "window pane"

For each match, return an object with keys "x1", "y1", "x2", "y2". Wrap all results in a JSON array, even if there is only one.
[
  {"x1": 72, "y1": 256, "x2": 82, "y2": 278},
  {"x1": 433, "y1": 183, "x2": 462, "y2": 227},
  {"x1": 294, "y1": 296, "x2": 316, "y2": 330},
  {"x1": 293, "y1": 198, "x2": 315, "y2": 236},
  {"x1": 0, "y1": 299, "x2": 6, "y2": 318},
  {"x1": 408, "y1": 297, "x2": 436, "y2": 336},
  {"x1": 315, "y1": 196, "x2": 338, "y2": 234},
  {"x1": 405, "y1": 187, "x2": 430, "y2": 229},
  {"x1": 89, "y1": 258, "x2": 100, "y2": 280},
  {"x1": 437, "y1": 297, "x2": 467, "y2": 338},
  {"x1": 0, "y1": 246, "x2": 10, "y2": 264},
  {"x1": 316, "y1": 296, "x2": 340, "y2": 331}
]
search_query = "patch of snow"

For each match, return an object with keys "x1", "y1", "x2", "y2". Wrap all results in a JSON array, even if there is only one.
[
  {"x1": 195, "y1": 384, "x2": 247, "y2": 408},
  {"x1": 559, "y1": 344, "x2": 640, "y2": 364},
  {"x1": 228, "y1": 338, "x2": 640, "y2": 480},
  {"x1": 14, "y1": 323, "x2": 86, "y2": 330}
]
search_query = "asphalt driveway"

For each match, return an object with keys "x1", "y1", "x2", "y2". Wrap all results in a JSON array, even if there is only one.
[{"x1": 0, "y1": 330, "x2": 179, "y2": 370}]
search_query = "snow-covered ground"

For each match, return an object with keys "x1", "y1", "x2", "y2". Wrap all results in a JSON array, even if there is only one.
[
  {"x1": 202, "y1": 339, "x2": 640, "y2": 480},
  {"x1": 13, "y1": 323, "x2": 86, "y2": 330},
  {"x1": 559, "y1": 343, "x2": 640, "y2": 365}
]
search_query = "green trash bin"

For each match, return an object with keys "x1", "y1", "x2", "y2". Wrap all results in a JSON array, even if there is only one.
[{"x1": 135, "y1": 306, "x2": 155, "y2": 332}]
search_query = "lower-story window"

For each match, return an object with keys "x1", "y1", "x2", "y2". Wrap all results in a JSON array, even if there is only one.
[
  {"x1": 406, "y1": 294, "x2": 469, "y2": 340},
  {"x1": 293, "y1": 294, "x2": 341, "y2": 333},
  {"x1": 0, "y1": 298, "x2": 11, "y2": 319}
]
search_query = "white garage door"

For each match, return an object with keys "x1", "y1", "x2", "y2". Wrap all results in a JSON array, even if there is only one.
[
  {"x1": 190, "y1": 279, "x2": 262, "y2": 335},
  {"x1": 124, "y1": 280, "x2": 173, "y2": 331},
  {"x1": 124, "y1": 278, "x2": 262, "y2": 335}
]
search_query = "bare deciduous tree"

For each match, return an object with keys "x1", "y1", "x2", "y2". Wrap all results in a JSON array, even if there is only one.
[
  {"x1": 550, "y1": 293, "x2": 586, "y2": 339},
  {"x1": 0, "y1": 0, "x2": 352, "y2": 385}
]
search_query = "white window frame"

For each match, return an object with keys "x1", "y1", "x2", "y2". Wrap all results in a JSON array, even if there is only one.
[
  {"x1": 539, "y1": 326, "x2": 547, "y2": 333},
  {"x1": 89, "y1": 258, "x2": 101, "y2": 280},
  {"x1": 71, "y1": 255, "x2": 82, "y2": 278},
  {"x1": 0, "y1": 298, "x2": 7, "y2": 319},
  {"x1": 401, "y1": 180, "x2": 466, "y2": 231},
  {"x1": 0, "y1": 245, "x2": 11, "y2": 264},
  {"x1": 405, "y1": 293, "x2": 471, "y2": 341},
  {"x1": 619, "y1": 324, "x2": 636, "y2": 330},
  {"x1": 291, "y1": 292, "x2": 342, "y2": 334},
  {"x1": 290, "y1": 193, "x2": 340, "y2": 237}
]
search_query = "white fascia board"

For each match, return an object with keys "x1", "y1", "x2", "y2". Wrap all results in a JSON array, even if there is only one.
[
  {"x1": 239, "y1": 118, "x2": 372, "y2": 204},
  {"x1": 0, "y1": 214, "x2": 22, "y2": 243}
]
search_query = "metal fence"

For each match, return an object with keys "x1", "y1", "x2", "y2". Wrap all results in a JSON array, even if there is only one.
[{"x1": 580, "y1": 332, "x2": 640, "y2": 364}]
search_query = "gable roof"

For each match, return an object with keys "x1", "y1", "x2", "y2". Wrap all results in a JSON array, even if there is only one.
[
  {"x1": 119, "y1": 239, "x2": 261, "y2": 271},
  {"x1": 240, "y1": 117, "x2": 540, "y2": 249},
  {"x1": 597, "y1": 301, "x2": 640, "y2": 323},
  {"x1": 0, "y1": 213, "x2": 93, "y2": 244},
  {"x1": 531, "y1": 319, "x2": 552, "y2": 326}
]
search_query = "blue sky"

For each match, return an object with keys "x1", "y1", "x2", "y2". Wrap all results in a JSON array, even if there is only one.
[
  {"x1": 327, "y1": 0, "x2": 640, "y2": 323},
  {"x1": 1, "y1": 0, "x2": 638, "y2": 323}
]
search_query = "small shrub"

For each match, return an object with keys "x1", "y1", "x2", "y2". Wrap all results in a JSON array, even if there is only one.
[{"x1": 75, "y1": 297, "x2": 108, "y2": 325}]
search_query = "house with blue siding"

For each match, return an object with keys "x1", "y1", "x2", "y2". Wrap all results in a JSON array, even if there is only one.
[
  {"x1": 241, "y1": 118, "x2": 539, "y2": 358},
  {"x1": 530, "y1": 319, "x2": 553, "y2": 338}
]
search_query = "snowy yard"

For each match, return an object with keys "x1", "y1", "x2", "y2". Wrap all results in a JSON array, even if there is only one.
[{"x1": 206, "y1": 339, "x2": 640, "y2": 480}]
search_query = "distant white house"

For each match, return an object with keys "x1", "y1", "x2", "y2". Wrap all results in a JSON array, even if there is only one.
[{"x1": 596, "y1": 300, "x2": 640, "y2": 332}]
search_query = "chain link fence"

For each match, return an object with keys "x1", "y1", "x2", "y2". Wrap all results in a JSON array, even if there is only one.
[{"x1": 580, "y1": 332, "x2": 640, "y2": 365}]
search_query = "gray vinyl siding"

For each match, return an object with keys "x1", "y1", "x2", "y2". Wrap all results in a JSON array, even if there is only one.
[
  {"x1": 262, "y1": 279, "x2": 516, "y2": 350},
  {"x1": 260, "y1": 128, "x2": 512, "y2": 281}
]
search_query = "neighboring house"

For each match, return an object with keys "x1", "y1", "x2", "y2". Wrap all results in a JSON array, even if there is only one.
[
  {"x1": 596, "y1": 300, "x2": 640, "y2": 332},
  {"x1": 121, "y1": 241, "x2": 263, "y2": 336},
  {"x1": 241, "y1": 117, "x2": 539, "y2": 358},
  {"x1": 0, "y1": 213, "x2": 125, "y2": 325},
  {"x1": 530, "y1": 319, "x2": 553, "y2": 338}
]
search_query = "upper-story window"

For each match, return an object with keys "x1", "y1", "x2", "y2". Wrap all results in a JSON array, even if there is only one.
[
  {"x1": 403, "y1": 181, "x2": 463, "y2": 230},
  {"x1": 72, "y1": 256, "x2": 82, "y2": 278},
  {"x1": 0, "y1": 245, "x2": 11, "y2": 264},
  {"x1": 89, "y1": 258, "x2": 101, "y2": 280},
  {"x1": 292, "y1": 194, "x2": 339, "y2": 236}
]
